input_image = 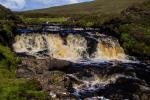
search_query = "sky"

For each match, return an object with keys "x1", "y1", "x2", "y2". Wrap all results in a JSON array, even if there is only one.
[{"x1": 0, "y1": 0, "x2": 93, "y2": 11}]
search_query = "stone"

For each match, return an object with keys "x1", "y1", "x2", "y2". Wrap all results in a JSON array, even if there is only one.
[
  {"x1": 49, "y1": 58, "x2": 72, "y2": 70},
  {"x1": 16, "y1": 67, "x2": 34, "y2": 78}
]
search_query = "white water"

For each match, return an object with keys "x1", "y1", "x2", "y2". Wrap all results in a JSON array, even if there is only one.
[
  {"x1": 13, "y1": 33, "x2": 128, "y2": 62},
  {"x1": 70, "y1": 73, "x2": 133, "y2": 99}
]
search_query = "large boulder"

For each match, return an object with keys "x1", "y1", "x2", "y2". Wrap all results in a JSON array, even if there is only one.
[
  {"x1": 18, "y1": 57, "x2": 71, "y2": 75},
  {"x1": 49, "y1": 58, "x2": 72, "y2": 70}
]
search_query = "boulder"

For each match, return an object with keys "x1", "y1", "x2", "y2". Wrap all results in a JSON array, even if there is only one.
[
  {"x1": 49, "y1": 58, "x2": 72, "y2": 70},
  {"x1": 19, "y1": 57, "x2": 71, "y2": 74}
]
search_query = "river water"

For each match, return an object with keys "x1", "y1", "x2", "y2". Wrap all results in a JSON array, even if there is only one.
[{"x1": 13, "y1": 26, "x2": 150, "y2": 99}]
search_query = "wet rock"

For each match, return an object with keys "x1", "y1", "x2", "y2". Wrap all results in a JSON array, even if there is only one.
[
  {"x1": 16, "y1": 55, "x2": 150, "y2": 99},
  {"x1": 65, "y1": 62, "x2": 150, "y2": 100},
  {"x1": 35, "y1": 71, "x2": 74, "y2": 99},
  {"x1": 49, "y1": 58, "x2": 72, "y2": 70},
  {"x1": 98, "y1": 77, "x2": 150, "y2": 100}
]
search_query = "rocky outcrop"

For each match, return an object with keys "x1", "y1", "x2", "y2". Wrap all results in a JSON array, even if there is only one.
[
  {"x1": 65, "y1": 62, "x2": 150, "y2": 100},
  {"x1": 16, "y1": 56, "x2": 75, "y2": 99},
  {"x1": 16, "y1": 54, "x2": 150, "y2": 100},
  {"x1": 35, "y1": 71, "x2": 75, "y2": 99},
  {"x1": 16, "y1": 56, "x2": 71, "y2": 77},
  {"x1": 101, "y1": 77, "x2": 150, "y2": 100}
]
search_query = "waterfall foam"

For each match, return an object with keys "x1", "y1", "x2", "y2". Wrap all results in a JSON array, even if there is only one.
[
  {"x1": 13, "y1": 33, "x2": 127, "y2": 62},
  {"x1": 92, "y1": 38, "x2": 126, "y2": 61},
  {"x1": 46, "y1": 34, "x2": 88, "y2": 60}
]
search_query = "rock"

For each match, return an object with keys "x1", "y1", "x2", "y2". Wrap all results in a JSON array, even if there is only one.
[
  {"x1": 16, "y1": 55, "x2": 150, "y2": 99},
  {"x1": 65, "y1": 62, "x2": 150, "y2": 99},
  {"x1": 98, "y1": 77, "x2": 150, "y2": 100},
  {"x1": 16, "y1": 67, "x2": 34, "y2": 78},
  {"x1": 35, "y1": 71, "x2": 74, "y2": 99},
  {"x1": 49, "y1": 58, "x2": 72, "y2": 70},
  {"x1": 19, "y1": 57, "x2": 71, "y2": 73}
]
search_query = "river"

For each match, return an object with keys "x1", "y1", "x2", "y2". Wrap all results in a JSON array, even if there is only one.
[{"x1": 14, "y1": 24, "x2": 150, "y2": 100}]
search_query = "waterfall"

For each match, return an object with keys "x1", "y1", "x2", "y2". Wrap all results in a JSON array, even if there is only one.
[
  {"x1": 13, "y1": 33, "x2": 127, "y2": 62},
  {"x1": 46, "y1": 34, "x2": 88, "y2": 60},
  {"x1": 92, "y1": 38, "x2": 126, "y2": 60}
]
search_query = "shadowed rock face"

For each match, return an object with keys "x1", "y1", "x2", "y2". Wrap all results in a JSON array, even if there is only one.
[{"x1": 101, "y1": 77, "x2": 150, "y2": 100}]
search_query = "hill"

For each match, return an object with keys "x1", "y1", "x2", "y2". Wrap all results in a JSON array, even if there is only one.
[
  {"x1": 0, "y1": 4, "x2": 21, "y2": 45},
  {"x1": 0, "y1": 5, "x2": 17, "y2": 20},
  {"x1": 22, "y1": 0, "x2": 145, "y2": 16},
  {"x1": 20, "y1": 0, "x2": 146, "y2": 27},
  {"x1": 100, "y1": 0, "x2": 150, "y2": 60}
]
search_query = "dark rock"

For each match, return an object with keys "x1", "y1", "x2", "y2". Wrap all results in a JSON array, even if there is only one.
[
  {"x1": 49, "y1": 58, "x2": 72, "y2": 70},
  {"x1": 98, "y1": 77, "x2": 150, "y2": 100}
]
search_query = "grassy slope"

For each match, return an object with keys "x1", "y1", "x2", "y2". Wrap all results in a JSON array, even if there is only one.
[
  {"x1": 0, "y1": 4, "x2": 20, "y2": 45},
  {"x1": 20, "y1": 0, "x2": 146, "y2": 27},
  {"x1": 24, "y1": 0, "x2": 145, "y2": 16},
  {"x1": 0, "y1": 5, "x2": 50, "y2": 99},
  {"x1": 101, "y1": 1, "x2": 150, "y2": 60}
]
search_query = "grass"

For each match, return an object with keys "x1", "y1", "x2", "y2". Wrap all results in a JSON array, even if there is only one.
[
  {"x1": 0, "y1": 44, "x2": 50, "y2": 100},
  {"x1": 101, "y1": 0, "x2": 150, "y2": 59},
  {"x1": 22, "y1": 17, "x2": 66, "y2": 23},
  {"x1": 19, "y1": 0, "x2": 146, "y2": 26},
  {"x1": 0, "y1": 5, "x2": 51, "y2": 99},
  {"x1": 22, "y1": 0, "x2": 145, "y2": 16}
]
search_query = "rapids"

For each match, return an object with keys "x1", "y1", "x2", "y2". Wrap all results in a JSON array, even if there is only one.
[
  {"x1": 14, "y1": 24, "x2": 150, "y2": 100},
  {"x1": 13, "y1": 33, "x2": 128, "y2": 62}
]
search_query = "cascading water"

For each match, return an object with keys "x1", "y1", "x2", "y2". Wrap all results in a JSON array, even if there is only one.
[
  {"x1": 13, "y1": 31, "x2": 149, "y2": 99},
  {"x1": 13, "y1": 33, "x2": 127, "y2": 62},
  {"x1": 92, "y1": 38, "x2": 126, "y2": 61},
  {"x1": 46, "y1": 34, "x2": 88, "y2": 60}
]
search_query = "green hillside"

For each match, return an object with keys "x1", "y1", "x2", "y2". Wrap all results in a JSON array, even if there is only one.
[
  {"x1": 20, "y1": 0, "x2": 146, "y2": 27},
  {"x1": 23, "y1": 0, "x2": 145, "y2": 16},
  {"x1": 0, "y1": 5, "x2": 12, "y2": 19},
  {"x1": 100, "y1": 0, "x2": 150, "y2": 60},
  {"x1": 0, "y1": 5, "x2": 50, "y2": 99}
]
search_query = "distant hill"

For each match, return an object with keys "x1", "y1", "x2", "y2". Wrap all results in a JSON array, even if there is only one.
[
  {"x1": 0, "y1": 5, "x2": 14, "y2": 19},
  {"x1": 22, "y1": 0, "x2": 145, "y2": 16},
  {"x1": 0, "y1": 4, "x2": 21, "y2": 45}
]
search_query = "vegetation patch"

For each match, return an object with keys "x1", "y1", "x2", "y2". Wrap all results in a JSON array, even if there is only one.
[
  {"x1": 22, "y1": 17, "x2": 66, "y2": 23},
  {"x1": 101, "y1": 1, "x2": 150, "y2": 60}
]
